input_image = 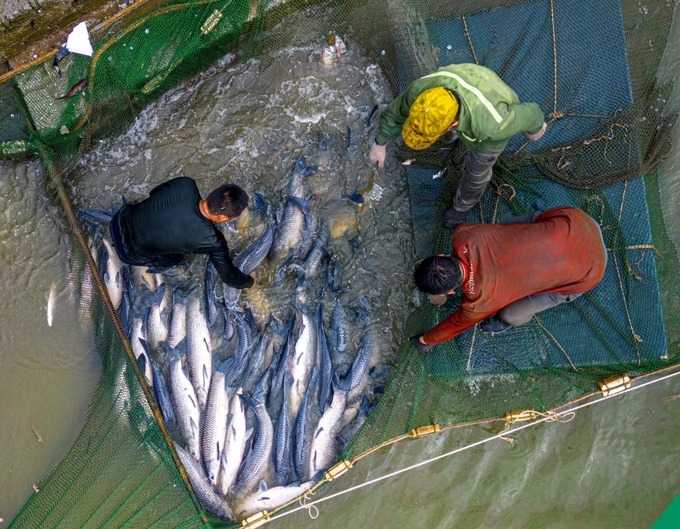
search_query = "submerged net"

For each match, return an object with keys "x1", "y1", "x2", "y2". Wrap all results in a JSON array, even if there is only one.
[{"x1": 4, "y1": 0, "x2": 680, "y2": 526}]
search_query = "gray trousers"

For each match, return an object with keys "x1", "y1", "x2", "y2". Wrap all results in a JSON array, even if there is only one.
[
  {"x1": 453, "y1": 150, "x2": 502, "y2": 212},
  {"x1": 499, "y1": 292, "x2": 582, "y2": 326}
]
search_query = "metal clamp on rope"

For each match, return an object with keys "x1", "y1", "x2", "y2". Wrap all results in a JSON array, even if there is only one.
[
  {"x1": 598, "y1": 374, "x2": 631, "y2": 396},
  {"x1": 408, "y1": 424, "x2": 442, "y2": 438},
  {"x1": 242, "y1": 510, "x2": 269, "y2": 529},
  {"x1": 324, "y1": 460, "x2": 353, "y2": 482},
  {"x1": 504, "y1": 410, "x2": 538, "y2": 423}
]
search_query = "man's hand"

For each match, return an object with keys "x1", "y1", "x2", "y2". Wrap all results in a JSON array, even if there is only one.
[
  {"x1": 409, "y1": 335, "x2": 435, "y2": 356},
  {"x1": 369, "y1": 141, "x2": 386, "y2": 168},
  {"x1": 523, "y1": 121, "x2": 547, "y2": 141}
]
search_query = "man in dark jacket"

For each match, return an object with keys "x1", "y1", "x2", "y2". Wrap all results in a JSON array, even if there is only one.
[
  {"x1": 110, "y1": 176, "x2": 254, "y2": 290},
  {"x1": 369, "y1": 63, "x2": 546, "y2": 228},
  {"x1": 408, "y1": 207, "x2": 607, "y2": 355}
]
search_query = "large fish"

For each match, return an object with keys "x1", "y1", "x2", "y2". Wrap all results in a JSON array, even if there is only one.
[
  {"x1": 268, "y1": 316, "x2": 295, "y2": 416},
  {"x1": 338, "y1": 395, "x2": 371, "y2": 450},
  {"x1": 201, "y1": 371, "x2": 229, "y2": 485},
  {"x1": 289, "y1": 223, "x2": 328, "y2": 280},
  {"x1": 174, "y1": 443, "x2": 235, "y2": 522},
  {"x1": 292, "y1": 367, "x2": 318, "y2": 482},
  {"x1": 101, "y1": 237, "x2": 123, "y2": 310},
  {"x1": 316, "y1": 300, "x2": 334, "y2": 413},
  {"x1": 75, "y1": 209, "x2": 114, "y2": 225},
  {"x1": 348, "y1": 304, "x2": 377, "y2": 403},
  {"x1": 273, "y1": 373, "x2": 294, "y2": 486},
  {"x1": 204, "y1": 260, "x2": 219, "y2": 327},
  {"x1": 288, "y1": 155, "x2": 318, "y2": 198},
  {"x1": 235, "y1": 477, "x2": 320, "y2": 520},
  {"x1": 232, "y1": 392, "x2": 274, "y2": 499},
  {"x1": 242, "y1": 319, "x2": 270, "y2": 394},
  {"x1": 46, "y1": 280, "x2": 57, "y2": 327},
  {"x1": 269, "y1": 196, "x2": 311, "y2": 263},
  {"x1": 168, "y1": 356, "x2": 201, "y2": 459},
  {"x1": 309, "y1": 373, "x2": 351, "y2": 477},
  {"x1": 186, "y1": 297, "x2": 212, "y2": 410},
  {"x1": 130, "y1": 319, "x2": 152, "y2": 386},
  {"x1": 330, "y1": 264, "x2": 349, "y2": 356},
  {"x1": 167, "y1": 286, "x2": 187, "y2": 349},
  {"x1": 146, "y1": 283, "x2": 168, "y2": 351},
  {"x1": 149, "y1": 353, "x2": 177, "y2": 438},
  {"x1": 217, "y1": 389, "x2": 250, "y2": 496},
  {"x1": 288, "y1": 301, "x2": 318, "y2": 420}
]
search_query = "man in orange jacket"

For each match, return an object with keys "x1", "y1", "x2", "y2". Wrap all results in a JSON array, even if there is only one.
[{"x1": 409, "y1": 207, "x2": 607, "y2": 355}]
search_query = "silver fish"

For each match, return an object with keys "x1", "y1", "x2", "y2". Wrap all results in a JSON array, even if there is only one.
[
  {"x1": 316, "y1": 300, "x2": 333, "y2": 413},
  {"x1": 135, "y1": 335, "x2": 154, "y2": 390},
  {"x1": 289, "y1": 223, "x2": 328, "y2": 280},
  {"x1": 309, "y1": 374, "x2": 351, "y2": 477},
  {"x1": 150, "y1": 354, "x2": 177, "y2": 437},
  {"x1": 338, "y1": 395, "x2": 371, "y2": 450},
  {"x1": 46, "y1": 280, "x2": 57, "y2": 327},
  {"x1": 293, "y1": 366, "x2": 318, "y2": 481},
  {"x1": 201, "y1": 371, "x2": 229, "y2": 485},
  {"x1": 235, "y1": 477, "x2": 318, "y2": 520},
  {"x1": 348, "y1": 306, "x2": 377, "y2": 403},
  {"x1": 288, "y1": 301, "x2": 318, "y2": 420},
  {"x1": 242, "y1": 320, "x2": 270, "y2": 394},
  {"x1": 217, "y1": 388, "x2": 250, "y2": 496},
  {"x1": 232, "y1": 393, "x2": 274, "y2": 499},
  {"x1": 273, "y1": 373, "x2": 294, "y2": 486},
  {"x1": 175, "y1": 443, "x2": 235, "y2": 522},
  {"x1": 186, "y1": 296, "x2": 212, "y2": 410},
  {"x1": 169, "y1": 357, "x2": 201, "y2": 459},
  {"x1": 167, "y1": 286, "x2": 187, "y2": 349},
  {"x1": 269, "y1": 195, "x2": 311, "y2": 262},
  {"x1": 205, "y1": 260, "x2": 219, "y2": 326},
  {"x1": 101, "y1": 237, "x2": 123, "y2": 310},
  {"x1": 131, "y1": 265, "x2": 156, "y2": 296},
  {"x1": 146, "y1": 284, "x2": 168, "y2": 351}
]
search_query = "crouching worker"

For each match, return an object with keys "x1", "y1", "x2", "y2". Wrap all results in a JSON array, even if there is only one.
[
  {"x1": 409, "y1": 206, "x2": 607, "y2": 355},
  {"x1": 110, "y1": 176, "x2": 254, "y2": 290}
]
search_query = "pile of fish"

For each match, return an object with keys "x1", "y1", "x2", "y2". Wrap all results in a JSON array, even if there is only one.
[{"x1": 75, "y1": 155, "x2": 391, "y2": 522}]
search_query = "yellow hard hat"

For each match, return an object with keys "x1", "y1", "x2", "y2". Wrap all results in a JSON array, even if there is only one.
[{"x1": 402, "y1": 87, "x2": 459, "y2": 150}]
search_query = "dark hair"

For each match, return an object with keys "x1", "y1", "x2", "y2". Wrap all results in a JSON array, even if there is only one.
[
  {"x1": 207, "y1": 184, "x2": 249, "y2": 218},
  {"x1": 413, "y1": 256, "x2": 463, "y2": 295}
]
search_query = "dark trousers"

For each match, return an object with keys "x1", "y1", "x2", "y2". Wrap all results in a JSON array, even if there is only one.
[{"x1": 453, "y1": 150, "x2": 502, "y2": 212}]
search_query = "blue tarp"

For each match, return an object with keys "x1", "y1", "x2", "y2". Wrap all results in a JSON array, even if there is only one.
[{"x1": 404, "y1": 0, "x2": 667, "y2": 375}]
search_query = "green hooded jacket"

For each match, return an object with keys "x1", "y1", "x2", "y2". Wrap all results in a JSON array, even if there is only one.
[{"x1": 375, "y1": 63, "x2": 545, "y2": 153}]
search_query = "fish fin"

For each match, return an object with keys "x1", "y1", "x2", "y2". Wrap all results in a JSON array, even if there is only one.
[
  {"x1": 367, "y1": 104, "x2": 379, "y2": 126},
  {"x1": 188, "y1": 394, "x2": 197, "y2": 410},
  {"x1": 314, "y1": 427, "x2": 324, "y2": 439},
  {"x1": 202, "y1": 364, "x2": 209, "y2": 390},
  {"x1": 190, "y1": 417, "x2": 198, "y2": 438},
  {"x1": 245, "y1": 427, "x2": 254, "y2": 442},
  {"x1": 139, "y1": 338, "x2": 150, "y2": 354},
  {"x1": 259, "y1": 480, "x2": 268, "y2": 492},
  {"x1": 136, "y1": 352, "x2": 147, "y2": 376}
]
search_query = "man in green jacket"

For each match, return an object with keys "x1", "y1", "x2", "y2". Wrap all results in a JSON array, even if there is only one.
[{"x1": 369, "y1": 63, "x2": 546, "y2": 228}]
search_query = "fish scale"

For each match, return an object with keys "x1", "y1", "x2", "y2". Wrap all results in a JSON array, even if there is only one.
[
  {"x1": 201, "y1": 371, "x2": 229, "y2": 485},
  {"x1": 288, "y1": 301, "x2": 318, "y2": 420},
  {"x1": 309, "y1": 379, "x2": 350, "y2": 477},
  {"x1": 293, "y1": 366, "x2": 318, "y2": 482}
]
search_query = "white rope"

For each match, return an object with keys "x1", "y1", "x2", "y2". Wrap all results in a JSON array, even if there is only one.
[{"x1": 257, "y1": 367, "x2": 680, "y2": 526}]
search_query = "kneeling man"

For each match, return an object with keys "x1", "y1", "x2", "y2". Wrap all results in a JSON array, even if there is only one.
[{"x1": 410, "y1": 207, "x2": 607, "y2": 355}]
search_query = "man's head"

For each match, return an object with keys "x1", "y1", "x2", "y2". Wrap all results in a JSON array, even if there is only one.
[
  {"x1": 402, "y1": 87, "x2": 460, "y2": 150},
  {"x1": 206, "y1": 184, "x2": 249, "y2": 221},
  {"x1": 413, "y1": 255, "x2": 464, "y2": 295}
]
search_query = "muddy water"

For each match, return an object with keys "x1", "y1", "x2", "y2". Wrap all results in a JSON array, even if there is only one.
[
  {"x1": 3, "y1": 14, "x2": 680, "y2": 529},
  {"x1": 0, "y1": 160, "x2": 100, "y2": 526}
]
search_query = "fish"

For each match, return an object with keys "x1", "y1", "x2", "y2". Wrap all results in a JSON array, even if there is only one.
[
  {"x1": 316, "y1": 299, "x2": 334, "y2": 413},
  {"x1": 217, "y1": 389, "x2": 250, "y2": 496},
  {"x1": 232, "y1": 392, "x2": 274, "y2": 499},
  {"x1": 168, "y1": 356, "x2": 201, "y2": 459},
  {"x1": 186, "y1": 296, "x2": 212, "y2": 410},
  {"x1": 52, "y1": 45, "x2": 69, "y2": 80},
  {"x1": 146, "y1": 283, "x2": 167, "y2": 351},
  {"x1": 292, "y1": 366, "x2": 318, "y2": 482},
  {"x1": 31, "y1": 426, "x2": 43, "y2": 443},
  {"x1": 174, "y1": 443, "x2": 235, "y2": 522},
  {"x1": 201, "y1": 371, "x2": 229, "y2": 485},
  {"x1": 273, "y1": 372, "x2": 294, "y2": 487},
  {"x1": 338, "y1": 395, "x2": 371, "y2": 450},
  {"x1": 269, "y1": 195, "x2": 311, "y2": 263},
  {"x1": 289, "y1": 223, "x2": 329, "y2": 280},
  {"x1": 46, "y1": 280, "x2": 57, "y2": 327},
  {"x1": 321, "y1": 46, "x2": 335, "y2": 68},
  {"x1": 343, "y1": 189, "x2": 365, "y2": 205},
  {"x1": 204, "y1": 260, "x2": 219, "y2": 327},
  {"x1": 331, "y1": 289, "x2": 349, "y2": 356},
  {"x1": 329, "y1": 34, "x2": 348, "y2": 57},
  {"x1": 347, "y1": 307, "x2": 376, "y2": 404},
  {"x1": 288, "y1": 155, "x2": 318, "y2": 199},
  {"x1": 149, "y1": 353, "x2": 177, "y2": 437},
  {"x1": 309, "y1": 373, "x2": 351, "y2": 477},
  {"x1": 231, "y1": 311, "x2": 252, "y2": 370},
  {"x1": 101, "y1": 237, "x2": 123, "y2": 310},
  {"x1": 118, "y1": 277, "x2": 132, "y2": 333},
  {"x1": 75, "y1": 209, "x2": 114, "y2": 225},
  {"x1": 135, "y1": 337, "x2": 154, "y2": 389},
  {"x1": 167, "y1": 286, "x2": 187, "y2": 349},
  {"x1": 235, "y1": 477, "x2": 320, "y2": 520},
  {"x1": 131, "y1": 265, "x2": 156, "y2": 296},
  {"x1": 288, "y1": 300, "x2": 318, "y2": 420},
  {"x1": 242, "y1": 319, "x2": 270, "y2": 394},
  {"x1": 268, "y1": 316, "x2": 295, "y2": 415},
  {"x1": 57, "y1": 77, "x2": 87, "y2": 99},
  {"x1": 221, "y1": 303, "x2": 234, "y2": 342}
]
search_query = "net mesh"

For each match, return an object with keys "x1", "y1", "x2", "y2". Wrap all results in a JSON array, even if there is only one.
[{"x1": 4, "y1": 0, "x2": 679, "y2": 526}]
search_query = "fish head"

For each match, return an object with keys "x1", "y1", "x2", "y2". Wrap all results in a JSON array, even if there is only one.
[
  {"x1": 186, "y1": 438, "x2": 200, "y2": 460},
  {"x1": 206, "y1": 459, "x2": 220, "y2": 485},
  {"x1": 196, "y1": 388, "x2": 208, "y2": 411}
]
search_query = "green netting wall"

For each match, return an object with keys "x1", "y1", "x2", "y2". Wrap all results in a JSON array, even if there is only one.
[{"x1": 3, "y1": 0, "x2": 679, "y2": 526}]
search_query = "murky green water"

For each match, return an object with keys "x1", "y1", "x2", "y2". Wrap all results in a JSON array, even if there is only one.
[{"x1": 2, "y1": 11, "x2": 680, "y2": 528}]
